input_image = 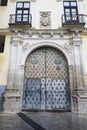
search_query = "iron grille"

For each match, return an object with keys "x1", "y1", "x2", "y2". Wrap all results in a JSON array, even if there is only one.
[
  {"x1": 62, "y1": 14, "x2": 85, "y2": 26},
  {"x1": 9, "y1": 14, "x2": 32, "y2": 26}
]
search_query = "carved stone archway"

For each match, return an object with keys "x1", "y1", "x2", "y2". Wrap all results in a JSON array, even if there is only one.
[{"x1": 20, "y1": 42, "x2": 73, "y2": 111}]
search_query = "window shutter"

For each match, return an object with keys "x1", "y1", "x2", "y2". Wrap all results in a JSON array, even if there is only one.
[{"x1": 1, "y1": 0, "x2": 8, "y2": 6}]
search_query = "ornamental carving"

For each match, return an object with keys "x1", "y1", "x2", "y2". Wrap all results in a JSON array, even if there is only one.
[
  {"x1": 40, "y1": 12, "x2": 51, "y2": 29},
  {"x1": 22, "y1": 43, "x2": 30, "y2": 52},
  {"x1": 63, "y1": 42, "x2": 72, "y2": 53}
]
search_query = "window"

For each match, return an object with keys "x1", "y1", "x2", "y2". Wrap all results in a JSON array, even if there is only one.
[
  {"x1": 0, "y1": 36, "x2": 5, "y2": 53},
  {"x1": 63, "y1": 1, "x2": 78, "y2": 23},
  {"x1": 16, "y1": 1, "x2": 30, "y2": 23},
  {"x1": 0, "y1": 0, "x2": 8, "y2": 6}
]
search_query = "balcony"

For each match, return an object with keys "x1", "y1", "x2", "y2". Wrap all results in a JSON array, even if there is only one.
[
  {"x1": 9, "y1": 14, "x2": 32, "y2": 28},
  {"x1": 62, "y1": 14, "x2": 85, "y2": 29}
]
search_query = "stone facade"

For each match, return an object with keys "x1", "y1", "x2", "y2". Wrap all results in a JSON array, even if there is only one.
[
  {"x1": 2, "y1": 28, "x2": 87, "y2": 113},
  {"x1": 0, "y1": 0, "x2": 87, "y2": 113}
]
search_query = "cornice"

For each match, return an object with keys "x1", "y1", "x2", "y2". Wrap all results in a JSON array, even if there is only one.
[
  {"x1": 10, "y1": 28, "x2": 68, "y2": 34},
  {"x1": 9, "y1": 28, "x2": 73, "y2": 40},
  {"x1": 0, "y1": 28, "x2": 12, "y2": 35}
]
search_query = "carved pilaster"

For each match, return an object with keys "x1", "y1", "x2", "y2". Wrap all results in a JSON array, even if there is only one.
[
  {"x1": 7, "y1": 32, "x2": 23, "y2": 90},
  {"x1": 73, "y1": 32, "x2": 85, "y2": 91}
]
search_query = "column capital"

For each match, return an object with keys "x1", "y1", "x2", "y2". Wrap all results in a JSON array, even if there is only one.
[
  {"x1": 72, "y1": 32, "x2": 82, "y2": 45},
  {"x1": 11, "y1": 34, "x2": 23, "y2": 45}
]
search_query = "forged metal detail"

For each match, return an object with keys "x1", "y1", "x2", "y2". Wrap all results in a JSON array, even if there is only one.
[
  {"x1": 23, "y1": 47, "x2": 71, "y2": 110},
  {"x1": 31, "y1": 56, "x2": 38, "y2": 64},
  {"x1": 54, "y1": 56, "x2": 61, "y2": 64}
]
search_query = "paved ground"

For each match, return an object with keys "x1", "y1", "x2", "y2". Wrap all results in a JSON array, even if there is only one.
[{"x1": 0, "y1": 112, "x2": 87, "y2": 130}]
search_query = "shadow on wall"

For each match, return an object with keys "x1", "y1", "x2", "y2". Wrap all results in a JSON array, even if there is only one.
[{"x1": 0, "y1": 86, "x2": 6, "y2": 111}]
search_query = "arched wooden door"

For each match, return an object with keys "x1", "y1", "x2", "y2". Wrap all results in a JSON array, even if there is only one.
[{"x1": 22, "y1": 47, "x2": 71, "y2": 111}]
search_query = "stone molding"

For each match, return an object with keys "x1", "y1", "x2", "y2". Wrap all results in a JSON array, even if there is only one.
[
  {"x1": 10, "y1": 29, "x2": 70, "y2": 39},
  {"x1": 21, "y1": 41, "x2": 71, "y2": 66},
  {"x1": 0, "y1": 29, "x2": 11, "y2": 35}
]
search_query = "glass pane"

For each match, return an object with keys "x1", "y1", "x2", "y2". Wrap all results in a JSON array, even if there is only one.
[
  {"x1": 65, "y1": 9, "x2": 70, "y2": 13},
  {"x1": 64, "y1": 2, "x2": 69, "y2": 6},
  {"x1": 72, "y1": 13, "x2": 77, "y2": 16},
  {"x1": 23, "y1": 10, "x2": 28, "y2": 14},
  {"x1": 17, "y1": 15, "x2": 22, "y2": 18},
  {"x1": 71, "y1": 2, "x2": 76, "y2": 6},
  {"x1": 17, "y1": 10, "x2": 22, "y2": 14},
  {"x1": 24, "y1": 3, "x2": 30, "y2": 8},
  {"x1": 23, "y1": 18, "x2": 28, "y2": 22},
  {"x1": 17, "y1": 2, "x2": 23, "y2": 8},
  {"x1": 71, "y1": 9, "x2": 77, "y2": 13},
  {"x1": 16, "y1": 15, "x2": 22, "y2": 22},
  {"x1": 23, "y1": 15, "x2": 28, "y2": 22},
  {"x1": 66, "y1": 16, "x2": 71, "y2": 21},
  {"x1": 72, "y1": 16, "x2": 77, "y2": 21},
  {"x1": 65, "y1": 14, "x2": 70, "y2": 19}
]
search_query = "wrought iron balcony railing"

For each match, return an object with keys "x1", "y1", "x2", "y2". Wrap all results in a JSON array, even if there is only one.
[
  {"x1": 9, "y1": 14, "x2": 32, "y2": 27},
  {"x1": 62, "y1": 14, "x2": 85, "y2": 27}
]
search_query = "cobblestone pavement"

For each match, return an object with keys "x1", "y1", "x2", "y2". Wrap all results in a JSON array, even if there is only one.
[{"x1": 0, "y1": 112, "x2": 87, "y2": 130}]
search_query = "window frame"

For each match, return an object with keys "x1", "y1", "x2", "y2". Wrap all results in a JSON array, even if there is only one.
[
  {"x1": 0, "y1": 0, "x2": 8, "y2": 6},
  {"x1": 63, "y1": 1, "x2": 79, "y2": 23},
  {"x1": 15, "y1": 1, "x2": 30, "y2": 23}
]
